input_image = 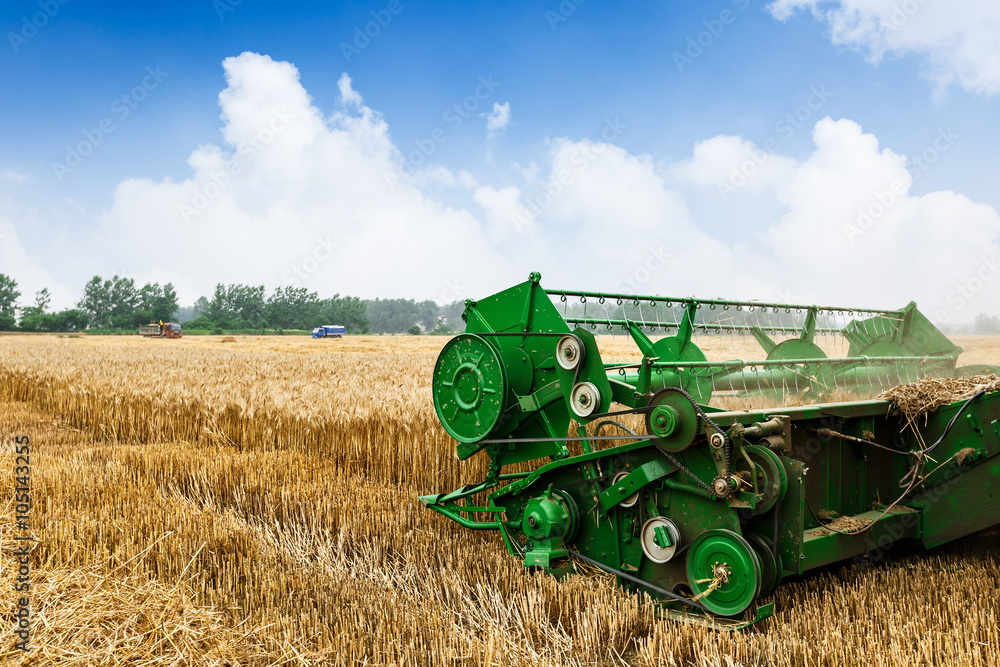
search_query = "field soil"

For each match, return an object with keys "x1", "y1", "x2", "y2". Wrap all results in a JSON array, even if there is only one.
[{"x1": 1, "y1": 334, "x2": 998, "y2": 665}]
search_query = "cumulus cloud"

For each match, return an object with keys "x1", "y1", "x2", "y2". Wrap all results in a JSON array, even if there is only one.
[
  {"x1": 0, "y1": 217, "x2": 72, "y2": 308},
  {"x1": 484, "y1": 101, "x2": 511, "y2": 138},
  {"x1": 760, "y1": 117, "x2": 1000, "y2": 319},
  {"x1": 94, "y1": 52, "x2": 514, "y2": 304},
  {"x1": 6, "y1": 51, "x2": 999, "y2": 322},
  {"x1": 768, "y1": 0, "x2": 1000, "y2": 96}
]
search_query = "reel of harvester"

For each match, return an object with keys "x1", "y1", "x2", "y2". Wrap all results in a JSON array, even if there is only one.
[{"x1": 420, "y1": 272, "x2": 1000, "y2": 628}]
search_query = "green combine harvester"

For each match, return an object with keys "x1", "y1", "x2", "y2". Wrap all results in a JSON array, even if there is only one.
[{"x1": 421, "y1": 273, "x2": 1000, "y2": 627}]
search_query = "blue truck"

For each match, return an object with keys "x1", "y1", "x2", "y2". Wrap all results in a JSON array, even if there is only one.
[{"x1": 311, "y1": 325, "x2": 346, "y2": 339}]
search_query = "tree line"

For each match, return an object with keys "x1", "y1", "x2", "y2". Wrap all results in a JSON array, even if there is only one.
[{"x1": 0, "y1": 273, "x2": 465, "y2": 334}]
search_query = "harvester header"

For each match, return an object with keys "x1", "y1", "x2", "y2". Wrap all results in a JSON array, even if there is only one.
[{"x1": 421, "y1": 272, "x2": 1000, "y2": 627}]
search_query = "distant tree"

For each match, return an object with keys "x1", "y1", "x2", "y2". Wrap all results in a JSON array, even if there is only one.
[
  {"x1": 18, "y1": 288, "x2": 53, "y2": 330},
  {"x1": 135, "y1": 282, "x2": 180, "y2": 323},
  {"x1": 429, "y1": 318, "x2": 455, "y2": 335},
  {"x1": 316, "y1": 294, "x2": 369, "y2": 333},
  {"x1": 974, "y1": 313, "x2": 1000, "y2": 334},
  {"x1": 266, "y1": 286, "x2": 319, "y2": 329},
  {"x1": 407, "y1": 324, "x2": 421, "y2": 336},
  {"x1": 176, "y1": 296, "x2": 209, "y2": 323},
  {"x1": 0, "y1": 273, "x2": 20, "y2": 330},
  {"x1": 78, "y1": 275, "x2": 138, "y2": 329},
  {"x1": 439, "y1": 300, "x2": 466, "y2": 333},
  {"x1": 207, "y1": 283, "x2": 267, "y2": 329},
  {"x1": 49, "y1": 309, "x2": 87, "y2": 332}
]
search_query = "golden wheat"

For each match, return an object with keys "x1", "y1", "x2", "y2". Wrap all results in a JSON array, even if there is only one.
[{"x1": 0, "y1": 334, "x2": 997, "y2": 665}]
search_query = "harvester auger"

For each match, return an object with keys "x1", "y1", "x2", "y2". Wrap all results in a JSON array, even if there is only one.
[{"x1": 420, "y1": 273, "x2": 1000, "y2": 627}]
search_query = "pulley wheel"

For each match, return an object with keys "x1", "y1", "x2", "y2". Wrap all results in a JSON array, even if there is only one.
[
  {"x1": 570, "y1": 382, "x2": 601, "y2": 418},
  {"x1": 743, "y1": 444, "x2": 787, "y2": 515},
  {"x1": 432, "y1": 334, "x2": 506, "y2": 443},
  {"x1": 611, "y1": 471, "x2": 639, "y2": 508},
  {"x1": 556, "y1": 334, "x2": 583, "y2": 370},
  {"x1": 641, "y1": 516, "x2": 681, "y2": 563},
  {"x1": 746, "y1": 533, "x2": 781, "y2": 598},
  {"x1": 645, "y1": 388, "x2": 700, "y2": 453},
  {"x1": 686, "y1": 529, "x2": 761, "y2": 617}
]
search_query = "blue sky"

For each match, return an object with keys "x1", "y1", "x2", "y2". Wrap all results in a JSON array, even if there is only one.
[{"x1": 2, "y1": 0, "x2": 1000, "y2": 321}]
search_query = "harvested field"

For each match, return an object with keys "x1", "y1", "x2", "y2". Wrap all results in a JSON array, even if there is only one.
[{"x1": 1, "y1": 334, "x2": 999, "y2": 665}]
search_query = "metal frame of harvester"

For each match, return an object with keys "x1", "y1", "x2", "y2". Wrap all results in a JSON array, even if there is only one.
[{"x1": 420, "y1": 273, "x2": 1000, "y2": 627}]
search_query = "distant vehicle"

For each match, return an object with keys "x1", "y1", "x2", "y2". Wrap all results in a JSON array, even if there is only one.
[
  {"x1": 139, "y1": 321, "x2": 183, "y2": 338},
  {"x1": 311, "y1": 325, "x2": 346, "y2": 339}
]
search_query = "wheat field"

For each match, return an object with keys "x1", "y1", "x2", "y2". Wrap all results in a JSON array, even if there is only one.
[{"x1": 1, "y1": 333, "x2": 999, "y2": 666}]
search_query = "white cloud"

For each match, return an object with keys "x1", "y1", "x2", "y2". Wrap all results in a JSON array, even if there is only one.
[
  {"x1": 670, "y1": 135, "x2": 797, "y2": 196},
  {"x1": 5, "y1": 51, "x2": 999, "y2": 322},
  {"x1": 761, "y1": 117, "x2": 1000, "y2": 317},
  {"x1": 0, "y1": 170, "x2": 28, "y2": 185},
  {"x1": 0, "y1": 218, "x2": 72, "y2": 309},
  {"x1": 484, "y1": 101, "x2": 511, "y2": 138},
  {"x1": 336, "y1": 73, "x2": 364, "y2": 108},
  {"x1": 94, "y1": 52, "x2": 514, "y2": 304},
  {"x1": 768, "y1": 0, "x2": 1000, "y2": 96}
]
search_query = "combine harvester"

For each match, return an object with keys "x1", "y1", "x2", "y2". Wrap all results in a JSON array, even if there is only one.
[{"x1": 421, "y1": 273, "x2": 1000, "y2": 627}]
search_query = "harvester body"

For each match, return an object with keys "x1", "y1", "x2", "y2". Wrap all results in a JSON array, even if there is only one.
[{"x1": 421, "y1": 273, "x2": 1000, "y2": 625}]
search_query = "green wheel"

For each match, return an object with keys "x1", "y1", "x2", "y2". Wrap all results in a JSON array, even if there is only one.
[
  {"x1": 686, "y1": 529, "x2": 761, "y2": 617},
  {"x1": 432, "y1": 334, "x2": 506, "y2": 443},
  {"x1": 743, "y1": 445, "x2": 787, "y2": 515},
  {"x1": 651, "y1": 336, "x2": 712, "y2": 404},
  {"x1": 746, "y1": 533, "x2": 781, "y2": 598},
  {"x1": 645, "y1": 388, "x2": 700, "y2": 453}
]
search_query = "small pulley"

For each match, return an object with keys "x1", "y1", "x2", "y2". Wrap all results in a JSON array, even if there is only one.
[
  {"x1": 641, "y1": 517, "x2": 682, "y2": 563},
  {"x1": 556, "y1": 334, "x2": 583, "y2": 370}
]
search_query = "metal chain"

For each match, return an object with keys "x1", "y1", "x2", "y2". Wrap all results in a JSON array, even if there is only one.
[{"x1": 648, "y1": 386, "x2": 732, "y2": 497}]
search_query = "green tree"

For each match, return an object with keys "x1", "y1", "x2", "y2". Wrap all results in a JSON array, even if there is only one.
[
  {"x1": 136, "y1": 282, "x2": 180, "y2": 323},
  {"x1": 266, "y1": 286, "x2": 319, "y2": 329},
  {"x1": 0, "y1": 273, "x2": 20, "y2": 330},
  {"x1": 207, "y1": 284, "x2": 267, "y2": 329},
  {"x1": 78, "y1": 275, "x2": 141, "y2": 329},
  {"x1": 176, "y1": 296, "x2": 209, "y2": 323},
  {"x1": 316, "y1": 294, "x2": 368, "y2": 333},
  {"x1": 18, "y1": 288, "x2": 53, "y2": 330}
]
